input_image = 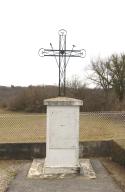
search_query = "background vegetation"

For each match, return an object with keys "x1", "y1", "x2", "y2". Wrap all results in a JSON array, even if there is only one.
[{"x1": 0, "y1": 53, "x2": 125, "y2": 112}]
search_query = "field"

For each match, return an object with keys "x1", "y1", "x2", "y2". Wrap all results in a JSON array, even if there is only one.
[{"x1": 0, "y1": 111, "x2": 125, "y2": 143}]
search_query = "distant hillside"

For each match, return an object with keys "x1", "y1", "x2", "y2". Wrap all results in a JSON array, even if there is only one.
[
  {"x1": 0, "y1": 85, "x2": 58, "y2": 110},
  {"x1": 0, "y1": 85, "x2": 124, "y2": 112},
  {"x1": 0, "y1": 86, "x2": 25, "y2": 107}
]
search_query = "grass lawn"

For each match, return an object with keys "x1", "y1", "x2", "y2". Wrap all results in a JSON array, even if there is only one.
[{"x1": 0, "y1": 111, "x2": 125, "y2": 143}]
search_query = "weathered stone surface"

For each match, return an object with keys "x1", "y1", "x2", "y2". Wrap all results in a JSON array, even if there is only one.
[
  {"x1": 44, "y1": 97, "x2": 83, "y2": 106},
  {"x1": 44, "y1": 97, "x2": 82, "y2": 169},
  {"x1": 27, "y1": 158, "x2": 96, "y2": 179},
  {"x1": 80, "y1": 159, "x2": 96, "y2": 179}
]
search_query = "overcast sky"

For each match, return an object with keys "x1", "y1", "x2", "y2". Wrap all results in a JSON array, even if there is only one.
[{"x1": 0, "y1": 0, "x2": 125, "y2": 87}]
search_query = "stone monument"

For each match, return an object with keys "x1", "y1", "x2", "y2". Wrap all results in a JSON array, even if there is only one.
[
  {"x1": 44, "y1": 97, "x2": 83, "y2": 174},
  {"x1": 28, "y1": 96, "x2": 96, "y2": 178},
  {"x1": 28, "y1": 29, "x2": 96, "y2": 178}
]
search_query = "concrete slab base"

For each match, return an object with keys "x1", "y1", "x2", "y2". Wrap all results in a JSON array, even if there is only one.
[{"x1": 27, "y1": 159, "x2": 96, "y2": 179}]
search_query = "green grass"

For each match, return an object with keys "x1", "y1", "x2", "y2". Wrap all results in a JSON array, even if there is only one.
[{"x1": 0, "y1": 111, "x2": 125, "y2": 143}]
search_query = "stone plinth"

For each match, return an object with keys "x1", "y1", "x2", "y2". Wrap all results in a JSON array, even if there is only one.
[
  {"x1": 28, "y1": 158, "x2": 96, "y2": 179},
  {"x1": 44, "y1": 97, "x2": 83, "y2": 173}
]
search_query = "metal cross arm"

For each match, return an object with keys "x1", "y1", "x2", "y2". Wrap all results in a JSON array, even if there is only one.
[
  {"x1": 38, "y1": 29, "x2": 86, "y2": 96},
  {"x1": 38, "y1": 48, "x2": 86, "y2": 58}
]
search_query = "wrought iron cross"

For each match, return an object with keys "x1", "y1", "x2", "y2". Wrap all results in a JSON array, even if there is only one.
[{"x1": 38, "y1": 29, "x2": 86, "y2": 96}]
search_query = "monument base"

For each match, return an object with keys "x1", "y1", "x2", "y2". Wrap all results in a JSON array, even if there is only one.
[{"x1": 27, "y1": 159, "x2": 96, "y2": 179}]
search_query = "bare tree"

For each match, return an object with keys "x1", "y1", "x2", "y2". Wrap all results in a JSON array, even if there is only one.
[
  {"x1": 66, "y1": 75, "x2": 86, "y2": 98},
  {"x1": 107, "y1": 54, "x2": 125, "y2": 102},
  {"x1": 89, "y1": 54, "x2": 125, "y2": 106},
  {"x1": 89, "y1": 58, "x2": 111, "y2": 93}
]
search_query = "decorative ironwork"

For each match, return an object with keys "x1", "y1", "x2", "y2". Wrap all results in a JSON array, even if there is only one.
[{"x1": 38, "y1": 29, "x2": 86, "y2": 96}]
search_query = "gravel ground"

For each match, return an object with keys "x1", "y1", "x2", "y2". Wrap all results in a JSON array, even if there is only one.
[{"x1": 0, "y1": 160, "x2": 29, "y2": 192}]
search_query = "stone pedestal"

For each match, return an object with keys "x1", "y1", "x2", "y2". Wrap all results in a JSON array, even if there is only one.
[
  {"x1": 44, "y1": 97, "x2": 83, "y2": 173},
  {"x1": 28, "y1": 97, "x2": 96, "y2": 178}
]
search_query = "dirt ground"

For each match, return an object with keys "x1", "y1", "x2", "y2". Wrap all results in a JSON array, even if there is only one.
[
  {"x1": 0, "y1": 160, "x2": 28, "y2": 192},
  {"x1": 101, "y1": 158, "x2": 125, "y2": 192}
]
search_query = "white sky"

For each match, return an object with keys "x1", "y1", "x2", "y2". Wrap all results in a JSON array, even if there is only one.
[{"x1": 0, "y1": 0, "x2": 125, "y2": 87}]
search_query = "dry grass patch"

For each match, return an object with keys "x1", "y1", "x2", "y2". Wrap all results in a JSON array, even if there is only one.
[
  {"x1": 102, "y1": 158, "x2": 125, "y2": 192},
  {"x1": 0, "y1": 112, "x2": 124, "y2": 143},
  {"x1": 80, "y1": 114, "x2": 125, "y2": 141},
  {"x1": 0, "y1": 160, "x2": 26, "y2": 192}
]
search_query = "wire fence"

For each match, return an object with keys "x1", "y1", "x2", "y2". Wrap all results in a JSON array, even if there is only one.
[
  {"x1": 0, "y1": 112, "x2": 125, "y2": 143},
  {"x1": 80, "y1": 112, "x2": 125, "y2": 141}
]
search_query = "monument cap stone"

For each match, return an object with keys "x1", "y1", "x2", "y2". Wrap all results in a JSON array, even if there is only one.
[{"x1": 44, "y1": 97, "x2": 83, "y2": 106}]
